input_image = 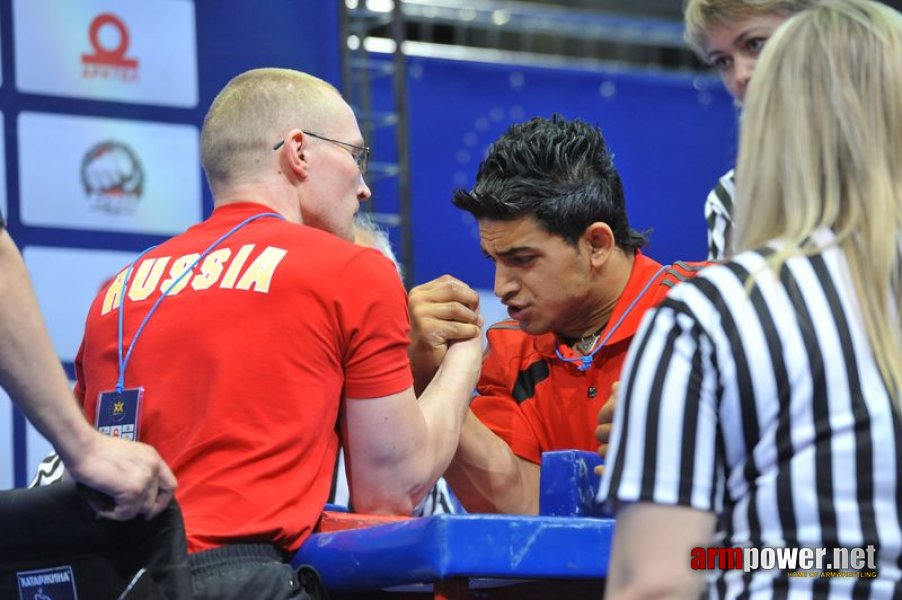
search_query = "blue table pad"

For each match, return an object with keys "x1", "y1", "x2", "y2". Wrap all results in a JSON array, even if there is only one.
[{"x1": 293, "y1": 513, "x2": 615, "y2": 592}]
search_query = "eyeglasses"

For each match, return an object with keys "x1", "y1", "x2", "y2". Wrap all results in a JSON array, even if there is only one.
[{"x1": 273, "y1": 131, "x2": 370, "y2": 176}]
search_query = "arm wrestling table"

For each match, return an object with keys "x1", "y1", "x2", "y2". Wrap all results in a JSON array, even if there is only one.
[{"x1": 292, "y1": 451, "x2": 614, "y2": 599}]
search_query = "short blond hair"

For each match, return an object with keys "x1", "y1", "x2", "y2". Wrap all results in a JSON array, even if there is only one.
[
  {"x1": 200, "y1": 68, "x2": 341, "y2": 189},
  {"x1": 682, "y1": 0, "x2": 818, "y2": 55},
  {"x1": 735, "y1": 0, "x2": 902, "y2": 398}
]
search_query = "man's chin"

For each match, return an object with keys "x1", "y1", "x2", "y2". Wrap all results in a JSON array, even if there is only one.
[{"x1": 515, "y1": 319, "x2": 550, "y2": 336}]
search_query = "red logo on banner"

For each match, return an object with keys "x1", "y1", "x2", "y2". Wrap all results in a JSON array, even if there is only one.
[{"x1": 81, "y1": 13, "x2": 139, "y2": 82}]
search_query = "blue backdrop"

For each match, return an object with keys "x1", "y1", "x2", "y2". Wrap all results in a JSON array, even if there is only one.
[{"x1": 405, "y1": 56, "x2": 737, "y2": 289}]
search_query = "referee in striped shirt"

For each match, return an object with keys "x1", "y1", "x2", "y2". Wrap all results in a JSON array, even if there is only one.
[{"x1": 600, "y1": 1, "x2": 902, "y2": 597}]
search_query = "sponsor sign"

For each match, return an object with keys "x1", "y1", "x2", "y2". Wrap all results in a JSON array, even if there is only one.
[
  {"x1": 19, "y1": 112, "x2": 201, "y2": 235},
  {"x1": 14, "y1": 0, "x2": 197, "y2": 107},
  {"x1": 23, "y1": 246, "x2": 138, "y2": 363}
]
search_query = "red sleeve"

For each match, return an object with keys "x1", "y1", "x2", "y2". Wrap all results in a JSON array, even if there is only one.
[
  {"x1": 470, "y1": 327, "x2": 542, "y2": 464},
  {"x1": 335, "y1": 249, "x2": 413, "y2": 399}
]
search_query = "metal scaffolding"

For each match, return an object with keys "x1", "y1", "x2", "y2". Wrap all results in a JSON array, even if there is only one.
[{"x1": 340, "y1": 0, "x2": 414, "y2": 285}]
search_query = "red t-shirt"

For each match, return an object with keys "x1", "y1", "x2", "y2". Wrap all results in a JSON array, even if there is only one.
[
  {"x1": 75, "y1": 202, "x2": 413, "y2": 553},
  {"x1": 471, "y1": 252, "x2": 706, "y2": 464}
]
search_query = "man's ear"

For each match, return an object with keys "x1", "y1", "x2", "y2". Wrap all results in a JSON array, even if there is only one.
[
  {"x1": 584, "y1": 222, "x2": 615, "y2": 267},
  {"x1": 278, "y1": 130, "x2": 309, "y2": 181}
]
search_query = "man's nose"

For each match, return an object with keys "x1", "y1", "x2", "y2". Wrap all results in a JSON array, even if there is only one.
[
  {"x1": 358, "y1": 178, "x2": 372, "y2": 202},
  {"x1": 493, "y1": 264, "x2": 518, "y2": 299},
  {"x1": 733, "y1": 55, "x2": 756, "y2": 102}
]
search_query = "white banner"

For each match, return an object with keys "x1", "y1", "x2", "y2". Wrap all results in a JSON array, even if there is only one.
[
  {"x1": 19, "y1": 112, "x2": 201, "y2": 235},
  {"x1": 24, "y1": 246, "x2": 138, "y2": 363},
  {"x1": 14, "y1": 0, "x2": 197, "y2": 107},
  {"x1": 0, "y1": 389, "x2": 12, "y2": 489}
]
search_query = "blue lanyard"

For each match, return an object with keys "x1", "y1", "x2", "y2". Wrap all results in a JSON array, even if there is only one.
[
  {"x1": 115, "y1": 212, "x2": 285, "y2": 392},
  {"x1": 555, "y1": 264, "x2": 670, "y2": 372}
]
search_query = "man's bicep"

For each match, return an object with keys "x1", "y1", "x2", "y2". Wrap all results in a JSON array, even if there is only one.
[{"x1": 341, "y1": 388, "x2": 421, "y2": 474}]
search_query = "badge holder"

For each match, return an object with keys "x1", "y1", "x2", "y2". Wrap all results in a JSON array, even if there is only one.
[{"x1": 95, "y1": 387, "x2": 143, "y2": 441}]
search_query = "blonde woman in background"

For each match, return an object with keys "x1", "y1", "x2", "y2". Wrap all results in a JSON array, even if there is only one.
[{"x1": 683, "y1": 0, "x2": 818, "y2": 260}]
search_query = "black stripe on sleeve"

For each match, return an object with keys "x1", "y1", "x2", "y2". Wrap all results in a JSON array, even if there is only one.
[
  {"x1": 714, "y1": 179, "x2": 734, "y2": 217},
  {"x1": 638, "y1": 320, "x2": 685, "y2": 500},
  {"x1": 724, "y1": 257, "x2": 800, "y2": 548},
  {"x1": 810, "y1": 255, "x2": 878, "y2": 599},
  {"x1": 690, "y1": 273, "x2": 762, "y2": 549},
  {"x1": 605, "y1": 306, "x2": 668, "y2": 501},
  {"x1": 644, "y1": 296, "x2": 723, "y2": 512},
  {"x1": 677, "y1": 314, "x2": 707, "y2": 507},
  {"x1": 707, "y1": 211, "x2": 720, "y2": 261},
  {"x1": 778, "y1": 261, "x2": 834, "y2": 598},
  {"x1": 511, "y1": 359, "x2": 550, "y2": 404}
]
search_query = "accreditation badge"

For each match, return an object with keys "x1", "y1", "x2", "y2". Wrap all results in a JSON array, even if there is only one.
[{"x1": 95, "y1": 387, "x2": 143, "y2": 441}]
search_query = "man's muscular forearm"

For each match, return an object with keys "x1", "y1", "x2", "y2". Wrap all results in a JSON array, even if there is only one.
[{"x1": 444, "y1": 411, "x2": 540, "y2": 515}]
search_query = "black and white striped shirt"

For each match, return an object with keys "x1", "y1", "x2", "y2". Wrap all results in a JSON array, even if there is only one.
[
  {"x1": 705, "y1": 169, "x2": 735, "y2": 261},
  {"x1": 600, "y1": 229, "x2": 902, "y2": 598}
]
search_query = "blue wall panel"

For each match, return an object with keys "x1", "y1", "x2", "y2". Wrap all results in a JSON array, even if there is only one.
[{"x1": 405, "y1": 56, "x2": 738, "y2": 289}]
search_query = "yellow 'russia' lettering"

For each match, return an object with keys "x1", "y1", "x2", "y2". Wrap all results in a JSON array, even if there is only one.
[
  {"x1": 128, "y1": 257, "x2": 171, "y2": 302},
  {"x1": 161, "y1": 253, "x2": 201, "y2": 295},
  {"x1": 100, "y1": 245, "x2": 288, "y2": 316},
  {"x1": 191, "y1": 248, "x2": 232, "y2": 291},
  {"x1": 220, "y1": 244, "x2": 255, "y2": 289},
  {"x1": 100, "y1": 269, "x2": 128, "y2": 315},
  {"x1": 235, "y1": 247, "x2": 287, "y2": 292}
]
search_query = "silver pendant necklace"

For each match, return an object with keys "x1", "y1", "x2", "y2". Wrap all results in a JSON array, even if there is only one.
[
  {"x1": 555, "y1": 264, "x2": 671, "y2": 372},
  {"x1": 573, "y1": 330, "x2": 603, "y2": 355}
]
